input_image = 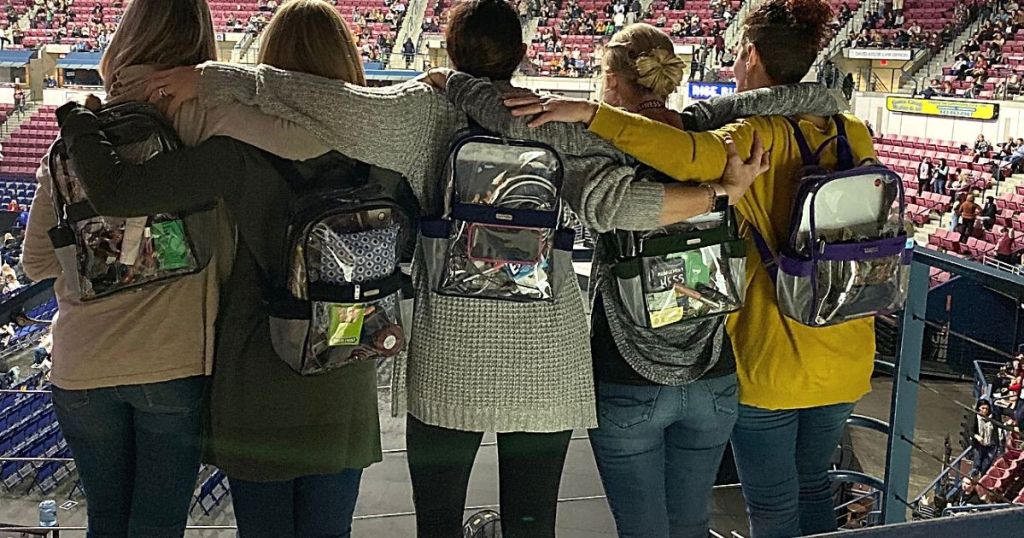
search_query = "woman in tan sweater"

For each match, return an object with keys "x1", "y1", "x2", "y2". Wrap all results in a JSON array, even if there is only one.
[{"x1": 22, "y1": 0, "x2": 324, "y2": 535}]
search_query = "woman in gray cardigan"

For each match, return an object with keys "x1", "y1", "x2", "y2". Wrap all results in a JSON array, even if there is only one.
[{"x1": 146, "y1": 0, "x2": 829, "y2": 533}]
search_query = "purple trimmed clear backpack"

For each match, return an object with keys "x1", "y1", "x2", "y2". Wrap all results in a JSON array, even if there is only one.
[{"x1": 750, "y1": 116, "x2": 911, "y2": 327}]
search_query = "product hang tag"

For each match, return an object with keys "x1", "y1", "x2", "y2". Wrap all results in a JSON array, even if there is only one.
[
  {"x1": 328, "y1": 303, "x2": 366, "y2": 346},
  {"x1": 118, "y1": 217, "x2": 147, "y2": 266},
  {"x1": 150, "y1": 219, "x2": 192, "y2": 270}
]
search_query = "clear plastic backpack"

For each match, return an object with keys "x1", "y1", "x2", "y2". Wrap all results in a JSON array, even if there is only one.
[
  {"x1": 48, "y1": 102, "x2": 212, "y2": 301},
  {"x1": 751, "y1": 116, "x2": 911, "y2": 327},
  {"x1": 267, "y1": 161, "x2": 418, "y2": 376},
  {"x1": 421, "y1": 124, "x2": 574, "y2": 302},
  {"x1": 610, "y1": 169, "x2": 747, "y2": 329}
]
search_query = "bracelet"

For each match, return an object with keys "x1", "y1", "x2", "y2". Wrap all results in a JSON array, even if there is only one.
[{"x1": 700, "y1": 183, "x2": 716, "y2": 214}]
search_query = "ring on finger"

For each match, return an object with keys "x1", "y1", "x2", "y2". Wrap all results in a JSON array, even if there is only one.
[
  {"x1": 158, "y1": 87, "x2": 169, "y2": 98},
  {"x1": 541, "y1": 102, "x2": 549, "y2": 112}
]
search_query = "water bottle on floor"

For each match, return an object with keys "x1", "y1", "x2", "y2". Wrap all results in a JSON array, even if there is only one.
[{"x1": 39, "y1": 499, "x2": 57, "y2": 528}]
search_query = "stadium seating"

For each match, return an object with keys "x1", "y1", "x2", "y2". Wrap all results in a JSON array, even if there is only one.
[
  {"x1": 0, "y1": 106, "x2": 58, "y2": 179},
  {"x1": 938, "y1": 29, "x2": 1024, "y2": 100},
  {"x1": 529, "y1": 0, "x2": 744, "y2": 77}
]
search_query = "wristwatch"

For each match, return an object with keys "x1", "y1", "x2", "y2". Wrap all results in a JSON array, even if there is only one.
[{"x1": 709, "y1": 183, "x2": 730, "y2": 213}]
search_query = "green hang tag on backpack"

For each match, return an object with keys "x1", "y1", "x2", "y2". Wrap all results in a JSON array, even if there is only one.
[
  {"x1": 327, "y1": 304, "x2": 365, "y2": 346},
  {"x1": 150, "y1": 219, "x2": 191, "y2": 270}
]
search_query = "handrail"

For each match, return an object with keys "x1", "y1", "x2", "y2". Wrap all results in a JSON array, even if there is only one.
[
  {"x1": 942, "y1": 503, "x2": 1019, "y2": 517},
  {"x1": 911, "y1": 447, "x2": 972, "y2": 506}
]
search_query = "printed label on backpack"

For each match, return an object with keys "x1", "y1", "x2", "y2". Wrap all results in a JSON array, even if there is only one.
[{"x1": 327, "y1": 303, "x2": 366, "y2": 346}]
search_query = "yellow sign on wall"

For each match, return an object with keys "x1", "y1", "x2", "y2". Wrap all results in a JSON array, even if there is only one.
[{"x1": 885, "y1": 96, "x2": 999, "y2": 120}]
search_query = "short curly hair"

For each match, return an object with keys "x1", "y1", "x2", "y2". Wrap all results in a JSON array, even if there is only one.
[{"x1": 742, "y1": 0, "x2": 833, "y2": 84}]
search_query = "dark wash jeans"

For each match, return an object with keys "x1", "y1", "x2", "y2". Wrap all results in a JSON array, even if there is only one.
[
  {"x1": 588, "y1": 374, "x2": 739, "y2": 538},
  {"x1": 229, "y1": 469, "x2": 363, "y2": 538},
  {"x1": 51, "y1": 376, "x2": 207, "y2": 538},
  {"x1": 731, "y1": 402, "x2": 856, "y2": 538}
]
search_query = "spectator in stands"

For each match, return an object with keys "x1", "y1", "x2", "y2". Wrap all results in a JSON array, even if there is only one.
[
  {"x1": 31, "y1": 332, "x2": 51, "y2": 369},
  {"x1": 950, "y1": 193, "x2": 964, "y2": 232},
  {"x1": 918, "y1": 157, "x2": 934, "y2": 192},
  {"x1": 933, "y1": 158, "x2": 950, "y2": 195},
  {"x1": 975, "y1": 134, "x2": 992, "y2": 157},
  {"x1": 948, "y1": 170, "x2": 965, "y2": 197},
  {"x1": 1, "y1": 267, "x2": 20, "y2": 294},
  {"x1": 0, "y1": 322, "x2": 14, "y2": 348},
  {"x1": 503, "y1": 0, "x2": 878, "y2": 535},
  {"x1": 981, "y1": 196, "x2": 998, "y2": 231},
  {"x1": 403, "y1": 37, "x2": 415, "y2": 68},
  {"x1": 951, "y1": 476, "x2": 984, "y2": 506},
  {"x1": 959, "y1": 194, "x2": 981, "y2": 241},
  {"x1": 971, "y1": 399, "x2": 999, "y2": 474},
  {"x1": 996, "y1": 227, "x2": 1016, "y2": 264},
  {"x1": 1002, "y1": 139, "x2": 1024, "y2": 173}
]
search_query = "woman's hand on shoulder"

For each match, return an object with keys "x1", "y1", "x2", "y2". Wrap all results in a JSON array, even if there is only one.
[
  {"x1": 146, "y1": 65, "x2": 201, "y2": 116},
  {"x1": 505, "y1": 94, "x2": 599, "y2": 128},
  {"x1": 720, "y1": 132, "x2": 769, "y2": 205}
]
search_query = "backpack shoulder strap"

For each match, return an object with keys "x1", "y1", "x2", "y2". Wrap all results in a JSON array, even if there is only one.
[
  {"x1": 831, "y1": 115, "x2": 857, "y2": 171},
  {"x1": 783, "y1": 117, "x2": 817, "y2": 167},
  {"x1": 749, "y1": 225, "x2": 779, "y2": 283},
  {"x1": 783, "y1": 116, "x2": 857, "y2": 171}
]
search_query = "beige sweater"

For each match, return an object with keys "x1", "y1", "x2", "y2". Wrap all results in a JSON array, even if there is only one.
[{"x1": 23, "y1": 65, "x2": 327, "y2": 390}]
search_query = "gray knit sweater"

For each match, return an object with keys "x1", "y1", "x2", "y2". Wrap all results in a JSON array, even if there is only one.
[
  {"x1": 195, "y1": 63, "x2": 839, "y2": 431},
  {"x1": 448, "y1": 75, "x2": 844, "y2": 386}
]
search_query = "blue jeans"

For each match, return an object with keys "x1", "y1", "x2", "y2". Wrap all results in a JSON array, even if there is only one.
[
  {"x1": 731, "y1": 403, "x2": 855, "y2": 538},
  {"x1": 589, "y1": 374, "x2": 738, "y2": 538},
  {"x1": 972, "y1": 445, "x2": 997, "y2": 476},
  {"x1": 51, "y1": 376, "x2": 207, "y2": 538},
  {"x1": 229, "y1": 469, "x2": 363, "y2": 538}
]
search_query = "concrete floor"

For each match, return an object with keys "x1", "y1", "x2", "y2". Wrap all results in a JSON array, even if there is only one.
[{"x1": 0, "y1": 373, "x2": 976, "y2": 538}]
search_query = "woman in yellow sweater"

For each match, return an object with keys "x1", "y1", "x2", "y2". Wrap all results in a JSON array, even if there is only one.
[{"x1": 506, "y1": 0, "x2": 875, "y2": 536}]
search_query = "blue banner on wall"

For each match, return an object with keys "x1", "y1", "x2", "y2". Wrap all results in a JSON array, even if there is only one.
[{"x1": 687, "y1": 82, "x2": 737, "y2": 100}]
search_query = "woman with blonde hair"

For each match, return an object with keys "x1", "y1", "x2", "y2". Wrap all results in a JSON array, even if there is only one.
[
  {"x1": 586, "y1": 23, "x2": 743, "y2": 538},
  {"x1": 599, "y1": 23, "x2": 687, "y2": 128},
  {"x1": 24, "y1": 0, "x2": 332, "y2": 536}
]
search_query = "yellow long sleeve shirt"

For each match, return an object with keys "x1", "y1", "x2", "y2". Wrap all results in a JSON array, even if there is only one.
[{"x1": 589, "y1": 103, "x2": 878, "y2": 410}]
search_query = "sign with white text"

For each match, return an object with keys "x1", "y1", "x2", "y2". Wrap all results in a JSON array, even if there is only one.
[{"x1": 688, "y1": 82, "x2": 736, "y2": 100}]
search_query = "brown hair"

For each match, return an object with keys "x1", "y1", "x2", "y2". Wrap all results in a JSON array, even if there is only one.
[
  {"x1": 99, "y1": 0, "x2": 217, "y2": 92},
  {"x1": 742, "y1": 0, "x2": 832, "y2": 84},
  {"x1": 259, "y1": 0, "x2": 366, "y2": 84},
  {"x1": 445, "y1": 0, "x2": 524, "y2": 81},
  {"x1": 604, "y1": 24, "x2": 686, "y2": 99}
]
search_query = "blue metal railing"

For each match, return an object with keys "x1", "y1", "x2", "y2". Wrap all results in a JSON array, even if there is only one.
[
  {"x1": 883, "y1": 247, "x2": 1024, "y2": 525},
  {"x1": 941, "y1": 503, "x2": 1018, "y2": 517},
  {"x1": 910, "y1": 447, "x2": 973, "y2": 508}
]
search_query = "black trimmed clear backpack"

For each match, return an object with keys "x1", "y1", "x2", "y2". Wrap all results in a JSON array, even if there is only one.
[
  {"x1": 420, "y1": 122, "x2": 574, "y2": 302},
  {"x1": 47, "y1": 102, "x2": 214, "y2": 301},
  {"x1": 266, "y1": 159, "x2": 419, "y2": 376}
]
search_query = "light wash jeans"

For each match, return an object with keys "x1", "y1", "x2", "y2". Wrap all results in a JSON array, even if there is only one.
[
  {"x1": 731, "y1": 402, "x2": 855, "y2": 538},
  {"x1": 588, "y1": 374, "x2": 739, "y2": 538}
]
